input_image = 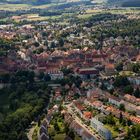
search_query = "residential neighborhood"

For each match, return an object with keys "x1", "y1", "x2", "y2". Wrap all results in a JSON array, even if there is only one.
[{"x1": 0, "y1": 1, "x2": 140, "y2": 140}]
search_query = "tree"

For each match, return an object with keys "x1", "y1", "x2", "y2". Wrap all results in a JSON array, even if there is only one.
[
  {"x1": 42, "y1": 32, "x2": 48, "y2": 37},
  {"x1": 127, "y1": 119, "x2": 132, "y2": 126},
  {"x1": 106, "y1": 114, "x2": 115, "y2": 125},
  {"x1": 134, "y1": 88, "x2": 140, "y2": 98},
  {"x1": 54, "y1": 122, "x2": 60, "y2": 132},
  {"x1": 44, "y1": 40, "x2": 48, "y2": 46},
  {"x1": 34, "y1": 42, "x2": 39, "y2": 47},
  {"x1": 58, "y1": 38, "x2": 64, "y2": 47},
  {"x1": 1, "y1": 73, "x2": 10, "y2": 83},
  {"x1": 68, "y1": 130, "x2": 75, "y2": 140},
  {"x1": 64, "y1": 123, "x2": 69, "y2": 135},
  {"x1": 124, "y1": 85, "x2": 134, "y2": 94},
  {"x1": 17, "y1": 131, "x2": 28, "y2": 140},
  {"x1": 119, "y1": 112, "x2": 123, "y2": 123},
  {"x1": 119, "y1": 104, "x2": 125, "y2": 111},
  {"x1": 132, "y1": 63, "x2": 140, "y2": 73},
  {"x1": 114, "y1": 76, "x2": 130, "y2": 87},
  {"x1": 50, "y1": 42, "x2": 56, "y2": 48},
  {"x1": 28, "y1": 71, "x2": 35, "y2": 83},
  {"x1": 38, "y1": 72, "x2": 45, "y2": 80},
  {"x1": 44, "y1": 74, "x2": 51, "y2": 82},
  {"x1": 115, "y1": 62, "x2": 123, "y2": 71}
]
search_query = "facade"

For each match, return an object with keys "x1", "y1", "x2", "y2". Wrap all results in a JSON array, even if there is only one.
[
  {"x1": 128, "y1": 77, "x2": 140, "y2": 86},
  {"x1": 108, "y1": 96, "x2": 121, "y2": 107},
  {"x1": 82, "y1": 130, "x2": 95, "y2": 140},
  {"x1": 77, "y1": 67, "x2": 99, "y2": 79},
  {"x1": 48, "y1": 71, "x2": 64, "y2": 80},
  {"x1": 91, "y1": 118, "x2": 112, "y2": 140}
]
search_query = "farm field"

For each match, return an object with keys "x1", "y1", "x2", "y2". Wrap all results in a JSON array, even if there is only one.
[{"x1": 0, "y1": 3, "x2": 63, "y2": 11}]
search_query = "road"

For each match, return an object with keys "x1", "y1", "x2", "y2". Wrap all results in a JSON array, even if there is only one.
[
  {"x1": 27, "y1": 122, "x2": 37, "y2": 140},
  {"x1": 66, "y1": 103, "x2": 103, "y2": 140}
]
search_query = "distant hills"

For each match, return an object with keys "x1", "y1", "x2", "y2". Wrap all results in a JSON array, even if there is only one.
[
  {"x1": 107, "y1": 0, "x2": 140, "y2": 7},
  {"x1": 1, "y1": 0, "x2": 140, "y2": 6},
  {"x1": 0, "y1": 0, "x2": 51, "y2": 5}
]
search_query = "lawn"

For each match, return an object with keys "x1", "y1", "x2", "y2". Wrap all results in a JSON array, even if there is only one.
[
  {"x1": 53, "y1": 134, "x2": 81, "y2": 140},
  {"x1": 119, "y1": 71, "x2": 136, "y2": 76},
  {"x1": 75, "y1": 135, "x2": 81, "y2": 140},
  {"x1": 32, "y1": 124, "x2": 39, "y2": 140},
  {"x1": 48, "y1": 112, "x2": 81, "y2": 140},
  {"x1": 54, "y1": 134, "x2": 66, "y2": 140},
  {"x1": 104, "y1": 124, "x2": 119, "y2": 138}
]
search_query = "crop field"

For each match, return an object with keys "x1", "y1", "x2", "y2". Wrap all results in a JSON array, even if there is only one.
[
  {"x1": 0, "y1": 3, "x2": 62, "y2": 11},
  {"x1": 0, "y1": 4, "x2": 30, "y2": 11}
]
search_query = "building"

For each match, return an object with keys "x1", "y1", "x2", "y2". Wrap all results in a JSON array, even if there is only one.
[
  {"x1": 70, "y1": 121, "x2": 84, "y2": 136},
  {"x1": 47, "y1": 70, "x2": 64, "y2": 80},
  {"x1": 121, "y1": 100, "x2": 140, "y2": 116},
  {"x1": 82, "y1": 130, "x2": 95, "y2": 140},
  {"x1": 83, "y1": 111, "x2": 92, "y2": 121},
  {"x1": 104, "y1": 63, "x2": 116, "y2": 76},
  {"x1": 108, "y1": 95, "x2": 121, "y2": 107},
  {"x1": 77, "y1": 67, "x2": 99, "y2": 79},
  {"x1": 128, "y1": 77, "x2": 140, "y2": 86},
  {"x1": 91, "y1": 118, "x2": 112, "y2": 140}
]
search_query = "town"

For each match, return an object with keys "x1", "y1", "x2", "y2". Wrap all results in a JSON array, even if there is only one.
[{"x1": 0, "y1": 1, "x2": 140, "y2": 140}]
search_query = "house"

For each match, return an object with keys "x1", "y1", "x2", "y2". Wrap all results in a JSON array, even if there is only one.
[
  {"x1": 82, "y1": 130, "x2": 95, "y2": 140},
  {"x1": 91, "y1": 118, "x2": 112, "y2": 140},
  {"x1": 64, "y1": 113, "x2": 74, "y2": 125},
  {"x1": 104, "y1": 63, "x2": 116, "y2": 76},
  {"x1": 54, "y1": 93, "x2": 62, "y2": 101},
  {"x1": 47, "y1": 69, "x2": 64, "y2": 80},
  {"x1": 124, "y1": 94, "x2": 140, "y2": 105},
  {"x1": 70, "y1": 121, "x2": 84, "y2": 136},
  {"x1": 73, "y1": 101, "x2": 85, "y2": 117},
  {"x1": 108, "y1": 95, "x2": 121, "y2": 107},
  {"x1": 39, "y1": 133, "x2": 49, "y2": 140},
  {"x1": 128, "y1": 77, "x2": 140, "y2": 86},
  {"x1": 77, "y1": 67, "x2": 99, "y2": 79},
  {"x1": 83, "y1": 111, "x2": 92, "y2": 121},
  {"x1": 121, "y1": 100, "x2": 140, "y2": 116},
  {"x1": 87, "y1": 88, "x2": 102, "y2": 99},
  {"x1": 92, "y1": 100, "x2": 103, "y2": 110},
  {"x1": 39, "y1": 125, "x2": 47, "y2": 135}
]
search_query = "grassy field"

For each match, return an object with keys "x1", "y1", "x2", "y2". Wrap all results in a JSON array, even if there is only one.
[
  {"x1": 77, "y1": 13, "x2": 93, "y2": 19},
  {"x1": 32, "y1": 124, "x2": 39, "y2": 140},
  {"x1": 0, "y1": 4, "x2": 30, "y2": 11},
  {"x1": 85, "y1": 8, "x2": 140, "y2": 15},
  {"x1": 104, "y1": 124, "x2": 119, "y2": 138},
  {"x1": 0, "y1": 3, "x2": 64, "y2": 11},
  {"x1": 53, "y1": 134, "x2": 66, "y2": 140},
  {"x1": 11, "y1": 13, "x2": 61, "y2": 22},
  {"x1": 77, "y1": 8, "x2": 140, "y2": 19},
  {"x1": 119, "y1": 71, "x2": 136, "y2": 76},
  {"x1": 53, "y1": 133, "x2": 81, "y2": 140}
]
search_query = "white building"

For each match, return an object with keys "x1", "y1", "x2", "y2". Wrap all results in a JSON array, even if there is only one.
[
  {"x1": 48, "y1": 70, "x2": 64, "y2": 80},
  {"x1": 91, "y1": 118, "x2": 112, "y2": 140},
  {"x1": 128, "y1": 77, "x2": 140, "y2": 85},
  {"x1": 108, "y1": 95, "x2": 121, "y2": 107}
]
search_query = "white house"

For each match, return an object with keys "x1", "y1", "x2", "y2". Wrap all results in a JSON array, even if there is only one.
[
  {"x1": 108, "y1": 95, "x2": 121, "y2": 107},
  {"x1": 91, "y1": 118, "x2": 112, "y2": 140}
]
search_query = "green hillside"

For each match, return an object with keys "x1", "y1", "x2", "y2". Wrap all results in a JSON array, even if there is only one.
[
  {"x1": 0, "y1": 0, "x2": 51, "y2": 5},
  {"x1": 107, "y1": 0, "x2": 140, "y2": 7}
]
